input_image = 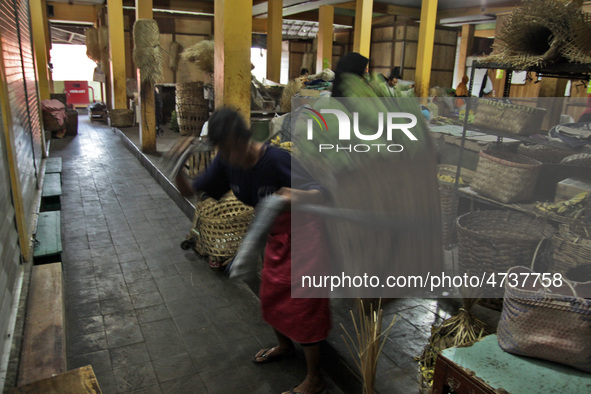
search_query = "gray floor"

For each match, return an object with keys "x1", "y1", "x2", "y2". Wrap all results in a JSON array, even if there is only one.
[{"x1": 51, "y1": 116, "x2": 500, "y2": 394}]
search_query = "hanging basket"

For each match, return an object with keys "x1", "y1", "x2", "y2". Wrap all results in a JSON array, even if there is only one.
[
  {"x1": 471, "y1": 150, "x2": 542, "y2": 203},
  {"x1": 175, "y1": 82, "x2": 209, "y2": 136},
  {"x1": 191, "y1": 193, "x2": 254, "y2": 261},
  {"x1": 456, "y1": 210, "x2": 554, "y2": 278}
]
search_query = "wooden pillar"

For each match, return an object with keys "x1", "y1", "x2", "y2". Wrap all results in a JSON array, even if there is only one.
[
  {"x1": 0, "y1": 34, "x2": 31, "y2": 261},
  {"x1": 266, "y1": 0, "x2": 282, "y2": 83},
  {"x1": 107, "y1": 0, "x2": 127, "y2": 109},
  {"x1": 456, "y1": 24, "x2": 474, "y2": 87},
  {"x1": 415, "y1": 0, "x2": 438, "y2": 98},
  {"x1": 29, "y1": 0, "x2": 51, "y2": 100},
  {"x1": 353, "y1": 0, "x2": 373, "y2": 58},
  {"x1": 317, "y1": 5, "x2": 334, "y2": 73},
  {"x1": 214, "y1": 0, "x2": 253, "y2": 119},
  {"x1": 135, "y1": 0, "x2": 156, "y2": 153},
  {"x1": 538, "y1": 78, "x2": 568, "y2": 131}
]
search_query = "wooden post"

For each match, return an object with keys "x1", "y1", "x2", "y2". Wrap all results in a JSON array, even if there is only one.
[
  {"x1": 107, "y1": 0, "x2": 127, "y2": 109},
  {"x1": 353, "y1": 0, "x2": 373, "y2": 58},
  {"x1": 29, "y1": 0, "x2": 51, "y2": 101},
  {"x1": 135, "y1": 0, "x2": 156, "y2": 153},
  {"x1": 214, "y1": 0, "x2": 253, "y2": 120},
  {"x1": 0, "y1": 34, "x2": 31, "y2": 261},
  {"x1": 266, "y1": 0, "x2": 282, "y2": 83},
  {"x1": 317, "y1": 5, "x2": 334, "y2": 73},
  {"x1": 457, "y1": 24, "x2": 475, "y2": 87},
  {"x1": 415, "y1": 0, "x2": 438, "y2": 98}
]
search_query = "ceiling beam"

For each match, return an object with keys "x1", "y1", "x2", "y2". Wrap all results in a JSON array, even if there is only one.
[
  {"x1": 47, "y1": 2, "x2": 99, "y2": 23},
  {"x1": 337, "y1": 1, "x2": 420, "y2": 17},
  {"x1": 438, "y1": 3, "x2": 518, "y2": 19},
  {"x1": 282, "y1": 10, "x2": 353, "y2": 26}
]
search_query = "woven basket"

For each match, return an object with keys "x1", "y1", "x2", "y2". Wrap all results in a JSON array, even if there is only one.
[
  {"x1": 472, "y1": 150, "x2": 542, "y2": 203},
  {"x1": 191, "y1": 193, "x2": 254, "y2": 261},
  {"x1": 473, "y1": 100, "x2": 547, "y2": 136},
  {"x1": 176, "y1": 82, "x2": 209, "y2": 136},
  {"x1": 560, "y1": 153, "x2": 591, "y2": 168},
  {"x1": 438, "y1": 165, "x2": 475, "y2": 246},
  {"x1": 108, "y1": 109, "x2": 135, "y2": 128},
  {"x1": 550, "y1": 225, "x2": 591, "y2": 280},
  {"x1": 517, "y1": 144, "x2": 573, "y2": 164},
  {"x1": 42, "y1": 110, "x2": 64, "y2": 131},
  {"x1": 457, "y1": 210, "x2": 554, "y2": 280}
]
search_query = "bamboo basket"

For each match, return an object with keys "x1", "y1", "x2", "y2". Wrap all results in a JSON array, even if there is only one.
[
  {"x1": 438, "y1": 165, "x2": 475, "y2": 246},
  {"x1": 175, "y1": 82, "x2": 209, "y2": 136},
  {"x1": 473, "y1": 100, "x2": 547, "y2": 136},
  {"x1": 108, "y1": 109, "x2": 135, "y2": 128},
  {"x1": 517, "y1": 144, "x2": 573, "y2": 164},
  {"x1": 471, "y1": 150, "x2": 542, "y2": 203},
  {"x1": 456, "y1": 210, "x2": 554, "y2": 281},
  {"x1": 550, "y1": 225, "x2": 591, "y2": 280},
  {"x1": 191, "y1": 193, "x2": 254, "y2": 262}
]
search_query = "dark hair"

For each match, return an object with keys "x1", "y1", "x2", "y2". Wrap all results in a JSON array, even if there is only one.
[
  {"x1": 300, "y1": 68, "x2": 309, "y2": 75},
  {"x1": 331, "y1": 52, "x2": 369, "y2": 97},
  {"x1": 207, "y1": 107, "x2": 252, "y2": 145}
]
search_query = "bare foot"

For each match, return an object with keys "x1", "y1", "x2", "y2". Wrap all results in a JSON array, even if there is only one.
[{"x1": 252, "y1": 345, "x2": 295, "y2": 364}]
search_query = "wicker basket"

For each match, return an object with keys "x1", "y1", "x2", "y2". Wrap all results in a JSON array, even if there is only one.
[
  {"x1": 42, "y1": 110, "x2": 64, "y2": 131},
  {"x1": 550, "y1": 225, "x2": 591, "y2": 280},
  {"x1": 457, "y1": 210, "x2": 555, "y2": 279},
  {"x1": 473, "y1": 100, "x2": 547, "y2": 136},
  {"x1": 517, "y1": 144, "x2": 573, "y2": 164},
  {"x1": 108, "y1": 109, "x2": 135, "y2": 128},
  {"x1": 438, "y1": 165, "x2": 475, "y2": 246},
  {"x1": 471, "y1": 150, "x2": 542, "y2": 203},
  {"x1": 176, "y1": 82, "x2": 209, "y2": 136},
  {"x1": 191, "y1": 193, "x2": 254, "y2": 262}
]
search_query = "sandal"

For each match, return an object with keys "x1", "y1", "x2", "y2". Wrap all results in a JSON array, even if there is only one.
[{"x1": 252, "y1": 347, "x2": 296, "y2": 364}]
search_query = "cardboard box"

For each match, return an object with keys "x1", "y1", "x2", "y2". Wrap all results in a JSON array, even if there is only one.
[{"x1": 555, "y1": 177, "x2": 591, "y2": 202}]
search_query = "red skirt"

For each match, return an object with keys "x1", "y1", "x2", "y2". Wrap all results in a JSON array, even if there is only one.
[{"x1": 259, "y1": 211, "x2": 331, "y2": 343}]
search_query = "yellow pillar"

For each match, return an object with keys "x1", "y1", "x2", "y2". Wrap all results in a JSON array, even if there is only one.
[
  {"x1": 0, "y1": 34, "x2": 31, "y2": 261},
  {"x1": 135, "y1": 0, "x2": 156, "y2": 153},
  {"x1": 108, "y1": 0, "x2": 127, "y2": 109},
  {"x1": 214, "y1": 0, "x2": 253, "y2": 119},
  {"x1": 317, "y1": 5, "x2": 334, "y2": 73},
  {"x1": 266, "y1": 0, "x2": 282, "y2": 83},
  {"x1": 353, "y1": 0, "x2": 373, "y2": 58},
  {"x1": 415, "y1": 0, "x2": 438, "y2": 98},
  {"x1": 29, "y1": 0, "x2": 51, "y2": 100},
  {"x1": 456, "y1": 24, "x2": 474, "y2": 87}
]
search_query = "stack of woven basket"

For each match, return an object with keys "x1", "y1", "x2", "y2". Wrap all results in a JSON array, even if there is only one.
[{"x1": 175, "y1": 82, "x2": 209, "y2": 136}]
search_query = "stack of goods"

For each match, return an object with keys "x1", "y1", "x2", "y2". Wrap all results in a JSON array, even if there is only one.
[
  {"x1": 485, "y1": 0, "x2": 591, "y2": 68},
  {"x1": 175, "y1": 82, "x2": 209, "y2": 136},
  {"x1": 535, "y1": 191, "x2": 589, "y2": 221},
  {"x1": 471, "y1": 150, "x2": 542, "y2": 203}
]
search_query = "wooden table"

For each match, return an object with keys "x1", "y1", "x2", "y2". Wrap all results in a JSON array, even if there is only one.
[{"x1": 432, "y1": 335, "x2": 591, "y2": 393}]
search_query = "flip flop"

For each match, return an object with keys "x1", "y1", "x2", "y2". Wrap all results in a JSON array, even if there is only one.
[{"x1": 251, "y1": 347, "x2": 296, "y2": 364}]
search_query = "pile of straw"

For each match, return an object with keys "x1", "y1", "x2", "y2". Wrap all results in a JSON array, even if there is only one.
[
  {"x1": 485, "y1": 0, "x2": 590, "y2": 68},
  {"x1": 133, "y1": 19, "x2": 162, "y2": 83},
  {"x1": 182, "y1": 40, "x2": 214, "y2": 74},
  {"x1": 416, "y1": 298, "x2": 488, "y2": 392},
  {"x1": 341, "y1": 300, "x2": 396, "y2": 394},
  {"x1": 280, "y1": 78, "x2": 302, "y2": 112},
  {"x1": 85, "y1": 27, "x2": 100, "y2": 63},
  {"x1": 168, "y1": 41, "x2": 183, "y2": 71}
]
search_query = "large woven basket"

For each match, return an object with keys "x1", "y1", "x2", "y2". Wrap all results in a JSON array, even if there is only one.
[
  {"x1": 517, "y1": 144, "x2": 573, "y2": 164},
  {"x1": 550, "y1": 225, "x2": 591, "y2": 280},
  {"x1": 176, "y1": 82, "x2": 209, "y2": 136},
  {"x1": 473, "y1": 100, "x2": 547, "y2": 136},
  {"x1": 471, "y1": 150, "x2": 542, "y2": 203},
  {"x1": 457, "y1": 210, "x2": 554, "y2": 279},
  {"x1": 108, "y1": 109, "x2": 135, "y2": 128},
  {"x1": 438, "y1": 164, "x2": 475, "y2": 246},
  {"x1": 191, "y1": 193, "x2": 254, "y2": 262}
]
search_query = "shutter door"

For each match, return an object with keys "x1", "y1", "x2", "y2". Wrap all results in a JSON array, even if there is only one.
[{"x1": 0, "y1": 0, "x2": 42, "y2": 236}]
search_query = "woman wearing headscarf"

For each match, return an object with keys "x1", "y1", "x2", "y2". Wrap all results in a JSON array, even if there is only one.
[{"x1": 331, "y1": 52, "x2": 369, "y2": 97}]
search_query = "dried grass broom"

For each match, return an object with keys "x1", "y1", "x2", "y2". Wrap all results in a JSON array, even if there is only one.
[
  {"x1": 182, "y1": 40, "x2": 214, "y2": 75},
  {"x1": 341, "y1": 300, "x2": 396, "y2": 394}
]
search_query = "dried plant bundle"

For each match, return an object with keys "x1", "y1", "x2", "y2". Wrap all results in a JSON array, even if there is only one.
[
  {"x1": 133, "y1": 19, "x2": 162, "y2": 83},
  {"x1": 182, "y1": 40, "x2": 215, "y2": 74}
]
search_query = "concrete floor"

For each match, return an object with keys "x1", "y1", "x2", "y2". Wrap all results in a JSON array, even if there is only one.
[{"x1": 49, "y1": 115, "x2": 500, "y2": 393}]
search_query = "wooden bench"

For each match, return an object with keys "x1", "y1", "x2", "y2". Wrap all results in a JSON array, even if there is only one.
[
  {"x1": 11, "y1": 365, "x2": 101, "y2": 394},
  {"x1": 41, "y1": 173, "x2": 61, "y2": 211},
  {"x1": 16, "y1": 263, "x2": 66, "y2": 387},
  {"x1": 45, "y1": 157, "x2": 62, "y2": 174},
  {"x1": 33, "y1": 211, "x2": 62, "y2": 264},
  {"x1": 432, "y1": 334, "x2": 591, "y2": 393}
]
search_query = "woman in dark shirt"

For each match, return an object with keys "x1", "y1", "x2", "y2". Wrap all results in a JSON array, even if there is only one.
[{"x1": 176, "y1": 107, "x2": 330, "y2": 394}]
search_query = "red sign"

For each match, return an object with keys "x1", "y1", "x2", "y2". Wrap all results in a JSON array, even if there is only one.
[{"x1": 64, "y1": 81, "x2": 91, "y2": 106}]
